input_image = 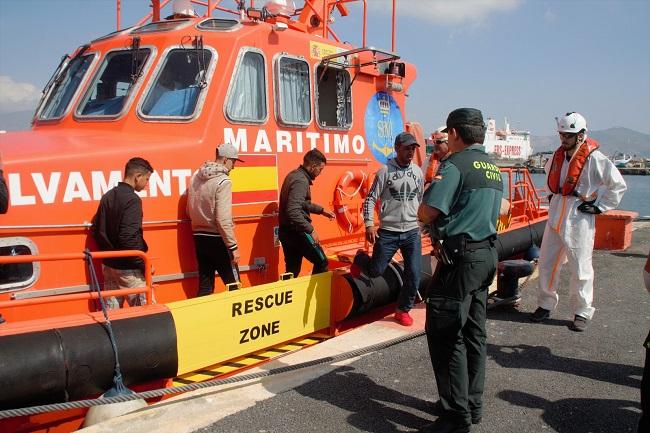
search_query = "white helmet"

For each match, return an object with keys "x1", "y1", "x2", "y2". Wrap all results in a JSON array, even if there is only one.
[
  {"x1": 431, "y1": 126, "x2": 447, "y2": 141},
  {"x1": 557, "y1": 112, "x2": 587, "y2": 133}
]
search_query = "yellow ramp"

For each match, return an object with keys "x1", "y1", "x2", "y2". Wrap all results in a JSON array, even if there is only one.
[{"x1": 172, "y1": 333, "x2": 331, "y2": 386}]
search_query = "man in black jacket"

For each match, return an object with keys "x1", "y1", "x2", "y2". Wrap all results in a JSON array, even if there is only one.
[
  {"x1": 278, "y1": 149, "x2": 334, "y2": 277},
  {"x1": 92, "y1": 157, "x2": 153, "y2": 309},
  {"x1": 0, "y1": 155, "x2": 6, "y2": 323},
  {"x1": 0, "y1": 153, "x2": 8, "y2": 214}
]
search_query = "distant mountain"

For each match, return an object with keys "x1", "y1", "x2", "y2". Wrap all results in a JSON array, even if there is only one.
[
  {"x1": 532, "y1": 127, "x2": 650, "y2": 157},
  {"x1": 0, "y1": 110, "x2": 34, "y2": 132}
]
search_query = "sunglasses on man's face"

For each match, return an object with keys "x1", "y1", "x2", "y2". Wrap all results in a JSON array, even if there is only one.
[
  {"x1": 434, "y1": 139, "x2": 448, "y2": 145},
  {"x1": 559, "y1": 132, "x2": 577, "y2": 139}
]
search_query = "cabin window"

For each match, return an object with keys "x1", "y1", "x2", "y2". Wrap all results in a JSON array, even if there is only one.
[
  {"x1": 198, "y1": 19, "x2": 240, "y2": 31},
  {"x1": 315, "y1": 65, "x2": 352, "y2": 129},
  {"x1": 92, "y1": 27, "x2": 133, "y2": 43},
  {"x1": 131, "y1": 20, "x2": 193, "y2": 34},
  {"x1": 140, "y1": 48, "x2": 213, "y2": 118},
  {"x1": 38, "y1": 54, "x2": 95, "y2": 120},
  {"x1": 77, "y1": 48, "x2": 152, "y2": 117},
  {"x1": 276, "y1": 56, "x2": 311, "y2": 126},
  {"x1": 0, "y1": 238, "x2": 40, "y2": 292},
  {"x1": 225, "y1": 50, "x2": 267, "y2": 123}
]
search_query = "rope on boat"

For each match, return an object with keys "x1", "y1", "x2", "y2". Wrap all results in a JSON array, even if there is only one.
[
  {"x1": 84, "y1": 249, "x2": 133, "y2": 398},
  {"x1": 0, "y1": 330, "x2": 426, "y2": 419}
]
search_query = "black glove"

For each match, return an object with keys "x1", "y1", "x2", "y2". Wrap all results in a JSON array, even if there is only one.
[{"x1": 577, "y1": 199, "x2": 601, "y2": 214}]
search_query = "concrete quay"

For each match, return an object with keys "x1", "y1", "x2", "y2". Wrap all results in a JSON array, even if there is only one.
[{"x1": 79, "y1": 222, "x2": 650, "y2": 433}]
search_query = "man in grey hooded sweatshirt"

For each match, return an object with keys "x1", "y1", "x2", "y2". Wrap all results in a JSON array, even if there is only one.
[
  {"x1": 187, "y1": 143, "x2": 244, "y2": 296},
  {"x1": 362, "y1": 132, "x2": 424, "y2": 326}
]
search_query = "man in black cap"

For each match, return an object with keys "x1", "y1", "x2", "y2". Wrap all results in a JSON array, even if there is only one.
[
  {"x1": 418, "y1": 108, "x2": 503, "y2": 432},
  {"x1": 361, "y1": 131, "x2": 424, "y2": 326}
]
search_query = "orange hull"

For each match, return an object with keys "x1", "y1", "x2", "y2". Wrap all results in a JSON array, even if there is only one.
[{"x1": 0, "y1": 2, "x2": 547, "y2": 432}]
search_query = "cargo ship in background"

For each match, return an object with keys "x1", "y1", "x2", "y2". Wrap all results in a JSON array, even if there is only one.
[
  {"x1": 0, "y1": 1, "x2": 548, "y2": 432},
  {"x1": 483, "y1": 117, "x2": 533, "y2": 165}
]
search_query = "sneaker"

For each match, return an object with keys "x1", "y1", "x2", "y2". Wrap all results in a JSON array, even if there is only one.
[
  {"x1": 569, "y1": 315, "x2": 587, "y2": 332},
  {"x1": 394, "y1": 310, "x2": 414, "y2": 327},
  {"x1": 530, "y1": 307, "x2": 551, "y2": 322}
]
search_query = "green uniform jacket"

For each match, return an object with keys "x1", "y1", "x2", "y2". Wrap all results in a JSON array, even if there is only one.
[{"x1": 423, "y1": 144, "x2": 503, "y2": 241}]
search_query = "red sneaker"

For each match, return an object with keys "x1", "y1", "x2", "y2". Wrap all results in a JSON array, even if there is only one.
[{"x1": 394, "y1": 310, "x2": 413, "y2": 327}]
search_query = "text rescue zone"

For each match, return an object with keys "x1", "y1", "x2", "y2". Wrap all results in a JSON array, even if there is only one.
[{"x1": 232, "y1": 290, "x2": 293, "y2": 344}]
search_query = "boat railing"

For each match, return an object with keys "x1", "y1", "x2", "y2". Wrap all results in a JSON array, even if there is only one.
[
  {"x1": 0, "y1": 250, "x2": 153, "y2": 309},
  {"x1": 125, "y1": 1, "x2": 396, "y2": 52},
  {"x1": 500, "y1": 168, "x2": 547, "y2": 227}
]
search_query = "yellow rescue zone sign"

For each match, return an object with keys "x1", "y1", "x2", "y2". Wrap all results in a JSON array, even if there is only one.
[{"x1": 168, "y1": 273, "x2": 332, "y2": 375}]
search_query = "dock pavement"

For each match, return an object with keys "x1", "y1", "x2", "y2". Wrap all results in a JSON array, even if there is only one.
[{"x1": 78, "y1": 222, "x2": 650, "y2": 433}]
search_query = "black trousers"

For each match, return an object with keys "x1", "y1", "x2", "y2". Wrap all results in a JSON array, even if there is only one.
[
  {"x1": 278, "y1": 229, "x2": 328, "y2": 278},
  {"x1": 425, "y1": 245, "x2": 497, "y2": 426},
  {"x1": 193, "y1": 234, "x2": 239, "y2": 297}
]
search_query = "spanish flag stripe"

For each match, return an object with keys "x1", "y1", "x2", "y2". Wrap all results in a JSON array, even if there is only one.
[
  {"x1": 233, "y1": 190, "x2": 277, "y2": 204},
  {"x1": 238, "y1": 154, "x2": 277, "y2": 166},
  {"x1": 230, "y1": 167, "x2": 278, "y2": 192}
]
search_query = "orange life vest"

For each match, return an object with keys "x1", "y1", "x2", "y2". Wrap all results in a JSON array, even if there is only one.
[
  {"x1": 425, "y1": 153, "x2": 440, "y2": 183},
  {"x1": 547, "y1": 138, "x2": 600, "y2": 196}
]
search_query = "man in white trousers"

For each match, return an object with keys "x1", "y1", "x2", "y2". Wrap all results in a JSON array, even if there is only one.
[{"x1": 530, "y1": 112, "x2": 627, "y2": 331}]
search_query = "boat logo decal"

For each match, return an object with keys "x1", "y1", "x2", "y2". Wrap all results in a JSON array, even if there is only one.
[
  {"x1": 309, "y1": 41, "x2": 342, "y2": 60},
  {"x1": 364, "y1": 92, "x2": 404, "y2": 164}
]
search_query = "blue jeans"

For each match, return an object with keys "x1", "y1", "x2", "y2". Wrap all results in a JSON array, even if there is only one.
[{"x1": 369, "y1": 228, "x2": 421, "y2": 312}]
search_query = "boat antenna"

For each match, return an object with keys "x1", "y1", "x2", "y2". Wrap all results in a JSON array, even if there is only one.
[{"x1": 237, "y1": 0, "x2": 246, "y2": 20}]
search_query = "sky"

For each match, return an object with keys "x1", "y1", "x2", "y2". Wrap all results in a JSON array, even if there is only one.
[{"x1": 0, "y1": 0, "x2": 649, "y2": 136}]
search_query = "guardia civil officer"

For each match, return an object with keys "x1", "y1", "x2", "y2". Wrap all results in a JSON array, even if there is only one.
[{"x1": 417, "y1": 108, "x2": 503, "y2": 433}]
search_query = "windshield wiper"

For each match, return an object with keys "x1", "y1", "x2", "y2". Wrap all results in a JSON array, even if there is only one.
[
  {"x1": 194, "y1": 36, "x2": 207, "y2": 88},
  {"x1": 42, "y1": 54, "x2": 70, "y2": 95},
  {"x1": 130, "y1": 36, "x2": 144, "y2": 84},
  {"x1": 44, "y1": 44, "x2": 91, "y2": 93}
]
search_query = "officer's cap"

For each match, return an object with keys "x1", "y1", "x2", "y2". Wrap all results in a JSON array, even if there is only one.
[{"x1": 442, "y1": 108, "x2": 485, "y2": 132}]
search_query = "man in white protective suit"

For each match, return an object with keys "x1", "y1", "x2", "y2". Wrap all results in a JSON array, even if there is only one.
[{"x1": 530, "y1": 112, "x2": 627, "y2": 332}]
